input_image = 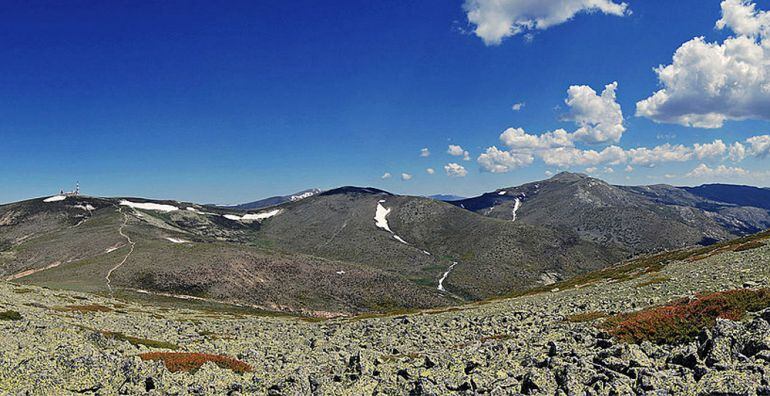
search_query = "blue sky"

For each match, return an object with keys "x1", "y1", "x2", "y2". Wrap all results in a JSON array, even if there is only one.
[{"x1": 1, "y1": 0, "x2": 770, "y2": 204}]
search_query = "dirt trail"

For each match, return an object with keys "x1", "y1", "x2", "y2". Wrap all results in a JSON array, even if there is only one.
[{"x1": 105, "y1": 208, "x2": 135, "y2": 294}]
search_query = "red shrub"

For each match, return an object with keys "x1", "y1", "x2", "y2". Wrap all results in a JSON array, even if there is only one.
[
  {"x1": 604, "y1": 288, "x2": 770, "y2": 344},
  {"x1": 139, "y1": 352, "x2": 253, "y2": 374}
]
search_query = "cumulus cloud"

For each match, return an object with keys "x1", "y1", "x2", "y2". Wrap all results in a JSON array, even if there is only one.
[
  {"x1": 420, "y1": 148, "x2": 430, "y2": 157},
  {"x1": 626, "y1": 144, "x2": 693, "y2": 167},
  {"x1": 500, "y1": 127, "x2": 574, "y2": 150},
  {"x1": 686, "y1": 163, "x2": 749, "y2": 178},
  {"x1": 636, "y1": 0, "x2": 770, "y2": 128},
  {"x1": 401, "y1": 173, "x2": 413, "y2": 181},
  {"x1": 444, "y1": 163, "x2": 468, "y2": 177},
  {"x1": 729, "y1": 141, "x2": 747, "y2": 162},
  {"x1": 463, "y1": 0, "x2": 629, "y2": 46},
  {"x1": 381, "y1": 172, "x2": 392, "y2": 179},
  {"x1": 426, "y1": 168, "x2": 435, "y2": 175},
  {"x1": 478, "y1": 146, "x2": 534, "y2": 173},
  {"x1": 511, "y1": 102, "x2": 525, "y2": 111},
  {"x1": 566, "y1": 82, "x2": 626, "y2": 144},
  {"x1": 747, "y1": 134, "x2": 770, "y2": 157},
  {"x1": 693, "y1": 139, "x2": 727, "y2": 160},
  {"x1": 447, "y1": 145, "x2": 471, "y2": 160},
  {"x1": 540, "y1": 146, "x2": 627, "y2": 168}
]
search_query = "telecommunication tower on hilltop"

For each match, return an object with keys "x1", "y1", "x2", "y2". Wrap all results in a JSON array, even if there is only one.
[{"x1": 60, "y1": 182, "x2": 80, "y2": 197}]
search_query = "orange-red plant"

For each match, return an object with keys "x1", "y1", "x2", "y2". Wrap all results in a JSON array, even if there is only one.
[
  {"x1": 139, "y1": 352, "x2": 253, "y2": 374},
  {"x1": 604, "y1": 288, "x2": 770, "y2": 344}
]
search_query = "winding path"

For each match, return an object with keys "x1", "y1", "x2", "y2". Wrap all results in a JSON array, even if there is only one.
[{"x1": 105, "y1": 208, "x2": 135, "y2": 294}]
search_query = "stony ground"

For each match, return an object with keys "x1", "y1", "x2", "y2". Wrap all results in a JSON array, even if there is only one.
[{"x1": 0, "y1": 243, "x2": 769, "y2": 395}]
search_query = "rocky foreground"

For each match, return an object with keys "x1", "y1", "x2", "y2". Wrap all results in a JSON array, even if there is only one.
[{"x1": 0, "y1": 241, "x2": 769, "y2": 395}]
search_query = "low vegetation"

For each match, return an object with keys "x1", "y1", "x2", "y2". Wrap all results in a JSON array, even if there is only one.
[
  {"x1": 0, "y1": 310, "x2": 22, "y2": 321},
  {"x1": 102, "y1": 331, "x2": 178, "y2": 350},
  {"x1": 58, "y1": 304, "x2": 114, "y2": 313},
  {"x1": 138, "y1": 352, "x2": 253, "y2": 374},
  {"x1": 603, "y1": 288, "x2": 770, "y2": 344},
  {"x1": 635, "y1": 276, "x2": 670, "y2": 288},
  {"x1": 566, "y1": 311, "x2": 607, "y2": 323}
]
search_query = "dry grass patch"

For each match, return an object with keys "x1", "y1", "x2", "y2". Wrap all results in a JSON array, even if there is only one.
[
  {"x1": 101, "y1": 331, "x2": 178, "y2": 350},
  {"x1": 139, "y1": 352, "x2": 252, "y2": 373},
  {"x1": 58, "y1": 304, "x2": 113, "y2": 313},
  {"x1": 0, "y1": 310, "x2": 22, "y2": 321},
  {"x1": 603, "y1": 288, "x2": 770, "y2": 344},
  {"x1": 566, "y1": 311, "x2": 608, "y2": 323},
  {"x1": 635, "y1": 276, "x2": 671, "y2": 288}
]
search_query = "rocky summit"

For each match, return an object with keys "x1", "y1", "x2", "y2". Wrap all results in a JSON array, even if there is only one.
[{"x1": 1, "y1": 229, "x2": 769, "y2": 394}]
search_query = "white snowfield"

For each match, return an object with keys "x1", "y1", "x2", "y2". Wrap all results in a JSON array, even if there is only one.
[
  {"x1": 43, "y1": 195, "x2": 67, "y2": 203},
  {"x1": 186, "y1": 207, "x2": 203, "y2": 214},
  {"x1": 73, "y1": 204, "x2": 96, "y2": 211},
  {"x1": 165, "y1": 237, "x2": 190, "y2": 244},
  {"x1": 119, "y1": 200, "x2": 179, "y2": 212},
  {"x1": 512, "y1": 198, "x2": 522, "y2": 222},
  {"x1": 498, "y1": 191, "x2": 507, "y2": 195},
  {"x1": 374, "y1": 200, "x2": 409, "y2": 245},
  {"x1": 438, "y1": 262, "x2": 458, "y2": 292},
  {"x1": 223, "y1": 209, "x2": 282, "y2": 222},
  {"x1": 290, "y1": 191, "x2": 317, "y2": 201}
]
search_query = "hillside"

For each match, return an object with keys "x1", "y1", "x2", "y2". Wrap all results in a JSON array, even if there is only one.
[
  {"x1": 1, "y1": 225, "x2": 768, "y2": 394},
  {"x1": 1, "y1": 174, "x2": 768, "y2": 316}
]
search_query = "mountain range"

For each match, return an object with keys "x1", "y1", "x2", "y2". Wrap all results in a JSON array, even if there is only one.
[{"x1": 1, "y1": 172, "x2": 768, "y2": 316}]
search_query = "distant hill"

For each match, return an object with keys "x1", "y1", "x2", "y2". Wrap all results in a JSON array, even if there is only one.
[
  {"x1": 224, "y1": 188, "x2": 321, "y2": 210},
  {"x1": 682, "y1": 184, "x2": 770, "y2": 211},
  {"x1": 428, "y1": 194, "x2": 467, "y2": 201},
  {"x1": 2, "y1": 173, "x2": 769, "y2": 316}
]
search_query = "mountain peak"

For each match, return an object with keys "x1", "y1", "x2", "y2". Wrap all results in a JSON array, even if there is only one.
[{"x1": 548, "y1": 171, "x2": 589, "y2": 182}]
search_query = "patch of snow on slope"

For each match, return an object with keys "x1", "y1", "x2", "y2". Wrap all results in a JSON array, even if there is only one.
[
  {"x1": 73, "y1": 204, "x2": 95, "y2": 211},
  {"x1": 290, "y1": 190, "x2": 318, "y2": 201},
  {"x1": 498, "y1": 191, "x2": 507, "y2": 195},
  {"x1": 512, "y1": 198, "x2": 522, "y2": 222},
  {"x1": 241, "y1": 209, "x2": 282, "y2": 221},
  {"x1": 119, "y1": 200, "x2": 178, "y2": 212},
  {"x1": 186, "y1": 207, "x2": 202, "y2": 213},
  {"x1": 438, "y1": 262, "x2": 458, "y2": 292},
  {"x1": 336, "y1": 270, "x2": 345, "y2": 275},
  {"x1": 165, "y1": 237, "x2": 190, "y2": 244},
  {"x1": 374, "y1": 200, "x2": 409, "y2": 244},
  {"x1": 374, "y1": 202, "x2": 393, "y2": 232},
  {"x1": 43, "y1": 195, "x2": 66, "y2": 203},
  {"x1": 223, "y1": 209, "x2": 282, "y2": 222}
]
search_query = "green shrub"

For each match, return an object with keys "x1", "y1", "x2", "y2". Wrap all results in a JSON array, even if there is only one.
[{"x1": 0, "y1": 310, "x2": 22, "y2": 321}]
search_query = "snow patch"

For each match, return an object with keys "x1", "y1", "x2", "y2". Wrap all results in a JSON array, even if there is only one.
[
  {"x1": 374, "y1": 202, "x2": 392, "y2": 232},
  {"x1": 290, "y1": 190, "x2": 318, "y2": 201},
  {"x1": 438, "y1": 262, "x2": 458, "y2": 292},
  {"x1": 498, "y1": 190, "x2": 507, "y2": 195},
  {"x1": 512, "y1": 198, "x2": 522, "y2": 222},
  {"x1": 223, "y1": 209, "x2": 282, "y2": 222},
  {"x1": 393, "y1": 235, "x2": 409, "y2": 245},
  {"x1": 336, "y1": 270, "x2": 346, "y2": 275},
  {"x1": 73, "y1": 204, "x2": 95, "y2": 211},
  {"x1": 119, "y1": 200, "x2": 178, "y2": 212},
  {"x1": 165, "y1": 237, "x2": 190, "y2": 244},
  {"x1": 43, "y1": 195, "x2": 66, "y2": 203},
  {"x1": 105, "y1": 246, "x2": 121, "y2": 253}
]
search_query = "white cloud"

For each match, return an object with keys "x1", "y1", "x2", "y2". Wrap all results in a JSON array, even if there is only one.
[
  {"x1": 511, "y1": 102, "x2": 525, "y2": 111},
  {"x1": 566, "y1": 82, "x2": 626, "y2": 144},
  {"x1": 478, "y1": 146, "x2": 534, "y2": 173},
  {"x1": 747, "y1": 134, "x2": 770, "y2": 157},
  {"x1": 636, "y1": 1, "x2": 770, "y2": 128},
  {"x1": 729, "y1": 141, "x2": 747, "y2": 161},
  {"x1": 540, "y1": 145, "x2": 626, "y2": 168},
  {"x1": 585, "y1": 167, "x2": 598, "y2": 174},
  {"x1": 401, "y1": 173, "x2": 413, "y2": 181},
  {"x1": 426, "y1": 168, "x2": 435, "y2": 175},
  {"x1": 625, "y1": 165, "x2": 634, "y2": 173},
  {"x1": 626, "y1": 144, "x2": 693, "y2": 167},
  {"x1": 381, "y1": 172, "x2": 392, "y2": 179},
  {"x1": 693, "y1": 139, "x2": 727, "y2": 160},
  {"x1": 499, "y1": 127, "x2": 574, "y2": 150},
  {"x1": 463, "y1": 0, "x2": 629, "y2": 46},
  {"x1": 686, "y1": 163, "x2": 749, "y2": 178},
  {"x1": 420, "y1": 148, "x2": 430, "y2": 157},
  {"x1": 444, "y1": 163, "x2": 468, "y2": 177},
  {"x1": 448, "y1": 144, "x2": 471, "y2": 160}
]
